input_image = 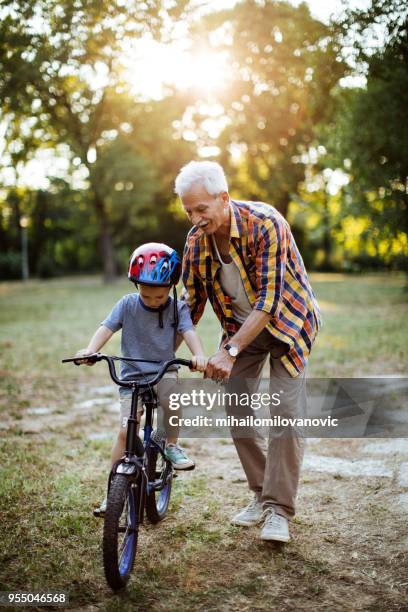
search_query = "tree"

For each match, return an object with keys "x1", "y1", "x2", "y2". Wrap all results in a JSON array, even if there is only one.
[
  {"x1": 0, "y1": 0, "x2": 188, "y2": 281},
  {"x1": 195, "y1": 0, "x2": 346, "y2": 216},
  {"x1": 329, "y1": 1, "x2": 408, "y2": 268}
]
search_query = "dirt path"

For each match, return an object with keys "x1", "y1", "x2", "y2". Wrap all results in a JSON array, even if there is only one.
[{"x1": 14, "y1": 383, "x2": 408, "y2": 611}]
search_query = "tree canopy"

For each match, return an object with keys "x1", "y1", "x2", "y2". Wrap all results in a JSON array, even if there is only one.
[{"x1": 1, "y1": 0, "x2": 407, "y2": 280}]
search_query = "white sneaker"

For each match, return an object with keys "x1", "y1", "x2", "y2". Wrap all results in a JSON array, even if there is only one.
[
  {"x1": 230, "y1": 497, "x2": 264, "y2": 526},
  {"x1": 93, "y1": 497, "x2": 107, "y2": 518},
  {"x1": 260, "y1": 508, "x2": 290, "y2": 542}
]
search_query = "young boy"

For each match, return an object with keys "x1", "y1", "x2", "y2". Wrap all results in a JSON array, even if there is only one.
[{"x1": 75, "y1": 242, "x2": 207, "y2": 513}]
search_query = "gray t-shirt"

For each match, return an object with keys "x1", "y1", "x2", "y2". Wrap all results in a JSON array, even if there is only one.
[
  {"x1": 211, "y1": 236, "x2": 252, "y2": 323},
  {"x1": 102, "y1": 293, "x2": 193, "y2": 393}
]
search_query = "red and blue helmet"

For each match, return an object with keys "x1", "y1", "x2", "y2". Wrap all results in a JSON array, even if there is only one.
[{"x1": 128, "y1": 242, "x2": 181, "y2": 287}]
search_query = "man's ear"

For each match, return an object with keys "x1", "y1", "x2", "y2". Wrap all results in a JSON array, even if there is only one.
[{"x1": 220, "y1": 191, "x2": 230, "y2": 207}]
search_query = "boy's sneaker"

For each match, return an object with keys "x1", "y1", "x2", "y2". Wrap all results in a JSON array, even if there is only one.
[
  {"x1": 230, "y1": 497, "x2": 264, "y2": 526},
  {"x1": 93, "y1": 497, "x2": 107, "y2": 518},
  {"x1": 260, "y1": 508, "x2": 290, "y2": 542},
  {"x1": 165, "y1": 444, "x2": 195, "y2": 470}
]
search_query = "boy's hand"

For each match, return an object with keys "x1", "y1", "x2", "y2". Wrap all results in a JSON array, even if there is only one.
[
  {"x1": 190, "y1": 355, "x2": 208, "y2": 373},
  {"x1": 74, "y1": 349, "x2": 96, "y2": 366}
]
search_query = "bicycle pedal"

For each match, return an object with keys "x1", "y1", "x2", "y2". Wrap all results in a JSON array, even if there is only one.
[{"x1": 150, "y1": 428, "x2": 166, "y2": 444}]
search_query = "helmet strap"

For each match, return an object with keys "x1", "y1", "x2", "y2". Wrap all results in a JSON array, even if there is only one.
[
  {"x1": 172, "y1": 286, "x2": 179, "y2": 350},
  {"x1": 158, "y1": 305, "x2": 164, "y2": 328},
  {"x1": 172, "y1": 286, "x2": 179, "y2": 328}
]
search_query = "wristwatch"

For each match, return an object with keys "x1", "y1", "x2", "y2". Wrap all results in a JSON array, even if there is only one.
[{"x1": 224, "y1": 343, "x2": 239, "y2": 358}]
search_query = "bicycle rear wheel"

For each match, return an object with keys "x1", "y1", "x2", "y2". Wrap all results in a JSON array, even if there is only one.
[
  {"x1": 145, "y1": 445, "x2": 173, "y2": 524},
  {"x1": 103, "y1": 474, "x2": 140, "y2": 591}
]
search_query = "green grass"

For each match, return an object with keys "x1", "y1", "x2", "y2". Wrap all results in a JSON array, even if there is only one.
[
  {"x1": 308, "y1": 273, "x2": 407, "y2": 376},
  {"x1": 1, "y1": 273, "x2": 406, "y2": 386},
  {"x1": 0, "y1": 273, "x2": 407, "y2": 609}
]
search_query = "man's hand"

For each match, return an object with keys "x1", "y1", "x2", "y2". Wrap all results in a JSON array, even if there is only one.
[
  {"x1": 205, "y1": 349, "x2": 235, "y2": 383},
  {"x1": 190, "y1": 355, "x2": 208, "y2": 372},
  {"x1": 74, "y1": 349, "x2": 96, "y2": 366}
]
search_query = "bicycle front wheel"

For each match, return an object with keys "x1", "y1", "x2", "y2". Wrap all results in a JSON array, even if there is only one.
[
  {"x1": 103, "y1": 474, "x2": 140, "y2": 591},
  {"x1": 145, "y1": 446, "x2": 173, "y2": 524}
]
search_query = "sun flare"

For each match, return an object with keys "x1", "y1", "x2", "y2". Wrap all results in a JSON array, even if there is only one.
[
  {"x1": 173, "y1": 52, "x2": 228, "y2": 93},
  {"x1": 123, "y1": 40, "x2": 230, "y2": 99}
]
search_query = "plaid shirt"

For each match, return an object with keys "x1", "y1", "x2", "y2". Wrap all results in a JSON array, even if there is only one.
[{"x1": 182, "y1": 199, "x2": 322, "y2": 377}]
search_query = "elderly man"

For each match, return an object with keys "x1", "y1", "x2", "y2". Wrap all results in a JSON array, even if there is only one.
[{"x1": 175, "y1": 161, "x2": 321, "y2": 542}]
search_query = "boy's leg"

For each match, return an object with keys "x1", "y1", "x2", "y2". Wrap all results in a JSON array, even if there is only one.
[
  {"x1": 157, "y1": 372, "x2": 180, "y2": 443},
  {"x1": 112, "y1": 395, "x2": 143, "y2": 466},
  {"x1": 94, "y1": 395, "x2": 142, "y2": 517},
  {"x1": 157, "y1": 373, "x2": 195, "y2": 470},
  {"x1": 111, "y1": 426, "x2": 127, "y2": 466}
]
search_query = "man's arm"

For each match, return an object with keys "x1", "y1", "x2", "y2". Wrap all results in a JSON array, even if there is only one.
[
  {"x1": 226, "y1": 310, "x2": 271, "y2": 353},
  {"x1": 253, "y1": 217, "x2": 288, "y2": 317},
  {"x1": 181, "y1": 242, "x2": 207, "y2": 326},
  {"x1": 205, "y1": 311, "x2": 270, "y2": 381}
]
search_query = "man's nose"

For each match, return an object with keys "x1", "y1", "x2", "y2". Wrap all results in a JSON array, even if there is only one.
[{"x1": 190, "y1": 212, "x2": 202, "y2": 226}]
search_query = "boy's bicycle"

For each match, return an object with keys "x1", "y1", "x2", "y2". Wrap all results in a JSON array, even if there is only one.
[{"x1": 62, "y1": 353, "x2": 192, "y2": 591}]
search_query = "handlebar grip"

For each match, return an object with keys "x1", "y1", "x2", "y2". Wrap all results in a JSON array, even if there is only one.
[
  {"x1": 62, "y1": 354, "x2": 100, "y2": 365},
  {"x1": 177, "y1": 358, "x2": 193, "y2": 368}
]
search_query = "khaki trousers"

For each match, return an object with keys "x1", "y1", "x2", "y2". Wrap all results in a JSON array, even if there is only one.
[{"x1": 225, "y1": 329, "x2": 306, "y2": 519}]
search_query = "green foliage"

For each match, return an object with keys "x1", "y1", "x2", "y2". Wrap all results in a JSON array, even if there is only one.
[
  {"x1": 0, "y1": 181, "x2": 100, "y2": 279},
  {"x1": 202, "y1": 0, "x2": 347, "y2": 215},
  {"x1": 335, "y1": 42, "x2": 407, "y2": 230},
  {"x1": 324, "y1": 3, "x2": 408, "y2": 271},
  {"x1": 0, "y1": 252, "x2": 22, "y2": 280},
  {"x1": 0, "y1": 0, "x2": 406, "y2": 277},
  {"x1": 0, "y1": 0, "x2": 191, "y2": 280}
]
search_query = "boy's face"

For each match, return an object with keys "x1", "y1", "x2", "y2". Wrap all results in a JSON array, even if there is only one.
[{"x1": 138, "y1": 284, "x2": 171, "y2": 309}]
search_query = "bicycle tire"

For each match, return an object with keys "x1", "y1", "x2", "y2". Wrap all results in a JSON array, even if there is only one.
[
  {"x1": 103, "y1": 474, "x2": 140, "y2": 591},
  {"x1": 145, "y1": 446, "x2": 173, "y2": 523}
]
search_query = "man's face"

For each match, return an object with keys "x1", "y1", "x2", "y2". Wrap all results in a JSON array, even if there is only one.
[
  {"x1": 138, "y1": 284, "x2": 171, "y2": 308},
  {"x1": 181, "y1": 183, "x2": 230, "y2": 235}
]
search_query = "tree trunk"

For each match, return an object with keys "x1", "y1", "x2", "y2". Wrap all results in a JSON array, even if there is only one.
[
  {"x1": 94, "y1": 192, "x2": 117, "y2": 283},
  {"x1": 322, "y1": 191, "x2": 332, "y2": 270},
  {"x1": 276, "y1": 192, "x2": 290, "y2": 219}
]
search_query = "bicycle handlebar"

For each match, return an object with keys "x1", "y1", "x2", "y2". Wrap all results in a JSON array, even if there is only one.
[{"x1": 62, "y1": 353, "x2": 193, "y2": 388}]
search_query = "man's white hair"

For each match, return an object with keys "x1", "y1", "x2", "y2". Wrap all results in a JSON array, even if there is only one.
[{"x1": 174, "y1": 161, "x2": 228, "y2": 198}]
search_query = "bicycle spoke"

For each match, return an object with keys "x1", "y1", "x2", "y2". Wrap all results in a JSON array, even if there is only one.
[{"x1": 118, "y1": 498, "x2": 131, "y2": 558}]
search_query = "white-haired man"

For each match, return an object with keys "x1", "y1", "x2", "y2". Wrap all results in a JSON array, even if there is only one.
[{"x1": 175, "y1": 161, "x2": 321, "y2": 542}]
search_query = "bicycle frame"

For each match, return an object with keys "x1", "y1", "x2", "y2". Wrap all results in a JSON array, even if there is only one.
[
  {"x1": 112, "y1": 383, "x2": 165, "y2": 525},
  {"x1": 62, "y1": 353, "x2": 192, "y2": 590},
  {"x1": 62, "y1": 354, "x2": 192, "y2": 524}
]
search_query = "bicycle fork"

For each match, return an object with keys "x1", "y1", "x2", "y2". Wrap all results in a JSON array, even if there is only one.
[{"x1": 107, "y1": 382, "x2": 148, "y2": 522}]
